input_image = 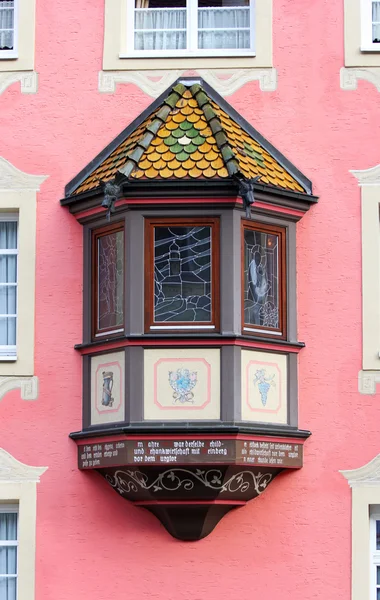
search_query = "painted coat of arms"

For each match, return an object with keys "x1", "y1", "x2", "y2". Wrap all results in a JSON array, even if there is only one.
[
  {"x1": 168, "y1": 368, "x2": 197, "y2": 404},
  {"x1": 253, "y1": 368, "x2": 276, "y2": 406}
]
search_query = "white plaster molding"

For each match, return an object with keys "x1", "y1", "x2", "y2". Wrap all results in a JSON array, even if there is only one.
[
  {"x1": 98, "y1": 68, "x2": 277, "y2": 96},
  {"x1": 0, "y1": 448, "x2": 46, "y2": 483},
  {"x1": 0, "y1": 156, "x2": 47, "y2": 191},
  {"x1": 350, "y1": 163, "x2": 380, "y2": 185},
  {"x1": 0, "y1": 71, "x2": 38, "y2": 95},
  {"x1": 341, "y1": 454, "x2": 380, "y2": 487},
  {"x1": 0, "y1": 376, "x2": 39, "y2": 401},
  {"x1": 341, "y1": 66, "x2": 380, "y2": 92},
  {"x1": 197, "y1": 68, "x2": 277, "y2": 93},
  {"x1": 358, "y1": 370, "x2": 380, "y2": 395}
]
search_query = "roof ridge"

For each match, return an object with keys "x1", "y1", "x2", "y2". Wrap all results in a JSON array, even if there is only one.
[{"x1": 190, "y1": 83, "x2": 239, "y2": 177}]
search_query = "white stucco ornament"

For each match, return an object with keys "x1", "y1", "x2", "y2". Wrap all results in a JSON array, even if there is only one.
[
  {"x1": 98, "y1": 68, "x2": 277, "y2": 96},
  {"x1": 0, "y1": 448, "x2": 47, "y2": 483}
]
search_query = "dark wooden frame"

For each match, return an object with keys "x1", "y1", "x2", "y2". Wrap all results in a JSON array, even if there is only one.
[
  {"x1": 91, "y1": 222, "x2": 125, "y2": 339},
  {"x1": 241, "y1": 220, "x2": 287, "y2": 340},
  {"x1": 144, "y1": 217, "x2": 220, "y2": 332}
]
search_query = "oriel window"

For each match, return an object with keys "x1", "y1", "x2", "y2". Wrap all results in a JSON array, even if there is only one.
[
  {"x1": 242, "y1": 221, "x2": 286, "y2": 339},
  {"x1": 92, "y1": 223, "x2": 124, "y2": 338},
  {"x1": 145, "y1": 218, "x2": 219, "y2": 331}
]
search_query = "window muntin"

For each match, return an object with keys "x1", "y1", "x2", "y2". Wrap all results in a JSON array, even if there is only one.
[
  {"x1": 126, "y1": 0, "x2": 255, "y2": 57},
  {"x1": 0, "y1": 217, "x2": 17, "y2": 358},
  {"x1": 0, "y1": 1, "x2": 17, "y2": 59},
  {"x1": 145, "y1": 218, "x2": 220, "y2": 331},
  {"x1": 0, "y1": 506, "x2": 18, "y2": 600},
  {"x1": 92, "y1": 223, "x2": 124, "y2": 338},
  {"x1": 242, "y1": 221, "x2": 286, "y2": 339}
]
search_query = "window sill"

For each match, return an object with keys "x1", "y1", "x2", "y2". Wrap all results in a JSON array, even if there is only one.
[
  {"x1": 0, "y1": 53, "x2": 18, "y2": 60},
  {"x1": 360, "y1": 46, "x2": 380, "y2": 52},
  {"x1": 119, "y1": 51, "x2": 256, "y2": 59},
  {"x1": 0, "y1": 356, "x2": 17, "y2": 362}
]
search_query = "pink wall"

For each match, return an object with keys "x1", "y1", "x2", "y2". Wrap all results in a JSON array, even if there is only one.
[{"x1": 1, "y1": 0, "x2": 378, "y2": 598}]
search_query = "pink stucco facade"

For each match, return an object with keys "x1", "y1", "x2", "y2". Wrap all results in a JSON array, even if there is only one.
[{"x1": 1, "y1": 0, "x2": 379, "y2": 598}]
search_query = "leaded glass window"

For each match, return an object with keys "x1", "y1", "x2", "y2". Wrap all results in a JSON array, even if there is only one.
[
  {"x1": 93, "y1": 223, "x2": 124, "y2": 337},
  {"x1": 242, "y1": 222, "x2": 286, "y2": 338},
  {"x1": 145, "y1": 218, "x2": 219, "y2": 330},
  {"x1": 0, "y1": 508, "x2": 18, "y2": 600}
]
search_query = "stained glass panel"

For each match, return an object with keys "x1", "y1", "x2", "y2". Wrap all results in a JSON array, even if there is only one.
[
  {"x1": 244, "y1": 228, "x2": 279, "y2": 330},
  {"x1": 97, "y1": 230, "x2": 124, "y2": 332},
  {"x1": 153, "y1": 226, "x2": 212, "y2": 323}
]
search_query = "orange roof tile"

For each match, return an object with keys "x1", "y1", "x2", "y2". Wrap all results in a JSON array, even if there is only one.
[{"x1": 70, "y1": 81, "x2": 309, "y2": 196}]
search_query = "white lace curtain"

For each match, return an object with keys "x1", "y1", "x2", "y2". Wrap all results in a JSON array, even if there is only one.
[
  {"x1": 134, "y1": 2, "x2": 250, "y2": 51},
  {"x1": 0, "y1": 222, "x2": 17, "y2": 348},
  {"x1": 373, "y1": 1, "x2": 380, "y2": 42},
  {"x1": 198, "y1": 7, "x2": 250, "y2": 49},
  {"x1": 0, "y1": 513, "x2": 17, "y2": 600},
  {"x1": 0, "y1": 1, "x2": 14, "y2": 51}
]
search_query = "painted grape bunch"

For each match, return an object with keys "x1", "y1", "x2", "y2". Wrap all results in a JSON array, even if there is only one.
[
  {"x1": 253, "y1": 368, "x2": 276, "y2": 406},
  {"x1": 168, "y1": 368, "x2": 197, "y2": 404}
]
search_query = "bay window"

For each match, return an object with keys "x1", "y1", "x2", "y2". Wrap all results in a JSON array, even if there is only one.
[
  {"x1": 0, "y1": 1, "x2": 16, "y2": 59},
  {"x1": 242, "y1": 221, "x2": 286, "y2": 339},
  {"x1": 0, "y1": 506, "x2": 18, "y2": 600},
  {"x1": 125, "y1": 0, "x2": 255, "y2": 57}
]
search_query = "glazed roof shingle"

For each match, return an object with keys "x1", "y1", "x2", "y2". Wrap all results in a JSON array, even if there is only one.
[{"x1": 69, "y1": 81, "x2": 309, "y2": 197}]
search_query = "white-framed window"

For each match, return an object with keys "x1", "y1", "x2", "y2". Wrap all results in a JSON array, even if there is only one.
[
  {"x1": 0, "y1": 215, "x2": 18, "y2": 360},
  {"x1": 370, "y1": 508, "x2": 380, "y2": 600},
  {"x1": 123, "y1": 0, "x2": 255, "y2": 58},
  {"x1": 361, "y1": 0, "x2": 380, "y2": 51},
  {"x1": 0, "y1": 505, "x2": 18, "y2": 600},
  {"x1": 0, "y1": 1, "x2": 17, "y2": 59}
]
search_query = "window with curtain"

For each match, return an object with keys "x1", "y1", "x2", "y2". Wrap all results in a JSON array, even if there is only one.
[
  {"x1": 370, "y1": 509, "x2": 380, "y2": 599},
  {"x1": 373, "y1": 0, "x2": 380, "y2": 42},
  {"x1": 0, "y1": 1, "x2": 15, "y2": 57},
  {"x1": 130, "y1": 0, "x2": 254, "y2": 55},
  {"x1": 0, "y1": 218, "x2": 18, "y2": 357},
  {"x1": 0, "y1": 508, "x2": 18, "y2": 600}
]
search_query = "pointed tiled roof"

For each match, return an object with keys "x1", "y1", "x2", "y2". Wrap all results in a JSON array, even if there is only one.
[{"x1": 68, "y1": 80, "x2": 311, "y2": 197}]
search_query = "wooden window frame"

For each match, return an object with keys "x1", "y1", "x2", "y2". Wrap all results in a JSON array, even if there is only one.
[
  {"x1": 91, "y1": 222, "x2": 125, "y2": 340},
  {"x1": 144, "y1": 217, "x2": 220, "y2": 333},
  {"x1": 241, "y1": 219, "x2": 287, "y2": 340}
]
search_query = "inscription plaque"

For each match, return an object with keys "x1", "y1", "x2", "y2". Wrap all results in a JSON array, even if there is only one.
[{"x1": 78, "y1": 436, "x2": 303, "y2": 470}]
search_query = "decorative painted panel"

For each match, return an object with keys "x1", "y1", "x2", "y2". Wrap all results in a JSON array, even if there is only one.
[
  {"x1": 241, "y1": 349, "x2": 288, "y2": 424},
  {"x1": 144, "y1": 348, "x2": 220, "y2": 420},
  {"x1": 90, "y1": 351, "x2": 125, "y2": 426}
]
